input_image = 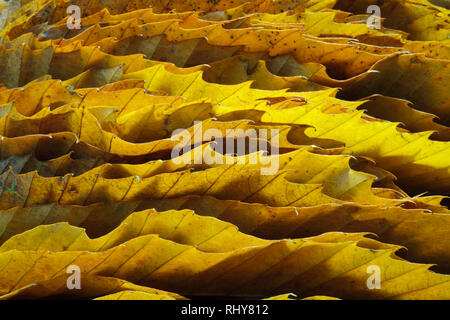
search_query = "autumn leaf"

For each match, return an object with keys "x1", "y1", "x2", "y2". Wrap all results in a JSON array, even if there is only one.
[
  {"x1": 0, "y1": 0, "x2": 449, "y2": 301},
  {"x1": 1, "y1": 230, "x2": 450, "y2": 299},
  {"x1": 0, "y1": 274, "x2": 186, "y2": 300},
  {"x1": 335, "y1": 0, "x2": 450, "y2": 41}
]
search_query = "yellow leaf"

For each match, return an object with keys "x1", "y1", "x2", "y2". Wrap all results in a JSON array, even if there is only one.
[
  {"x1": 0, "y1": 232, "x2": 449, "y2": 299},
  {"x1": 94, "y1": 290, "x2": 177, "y2": 300},
  {"x1": 358, "y1": 95, "x2": 450, "y2": 141},
  {"x1": 0, "y1": 208, "x2": 270, "y2": 253},
  {"x1": 335, "y1": 0, "x2": 450, "y2": 41},
  {"x1": 339, "y1": 53, "x2": 450, "y2": 125},
  {"x1": 0, "y1": 274, "x2": 186, "y2": 300}
]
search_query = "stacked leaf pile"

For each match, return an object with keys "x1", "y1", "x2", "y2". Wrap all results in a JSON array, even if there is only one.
[{"x1": 0, "y1": 0, "x2": 449, "y2": 300}]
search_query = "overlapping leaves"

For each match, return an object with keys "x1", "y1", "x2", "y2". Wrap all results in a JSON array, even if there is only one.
[{"x1": 0, "y1": 0, "x2": 449, "y2": 300}]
